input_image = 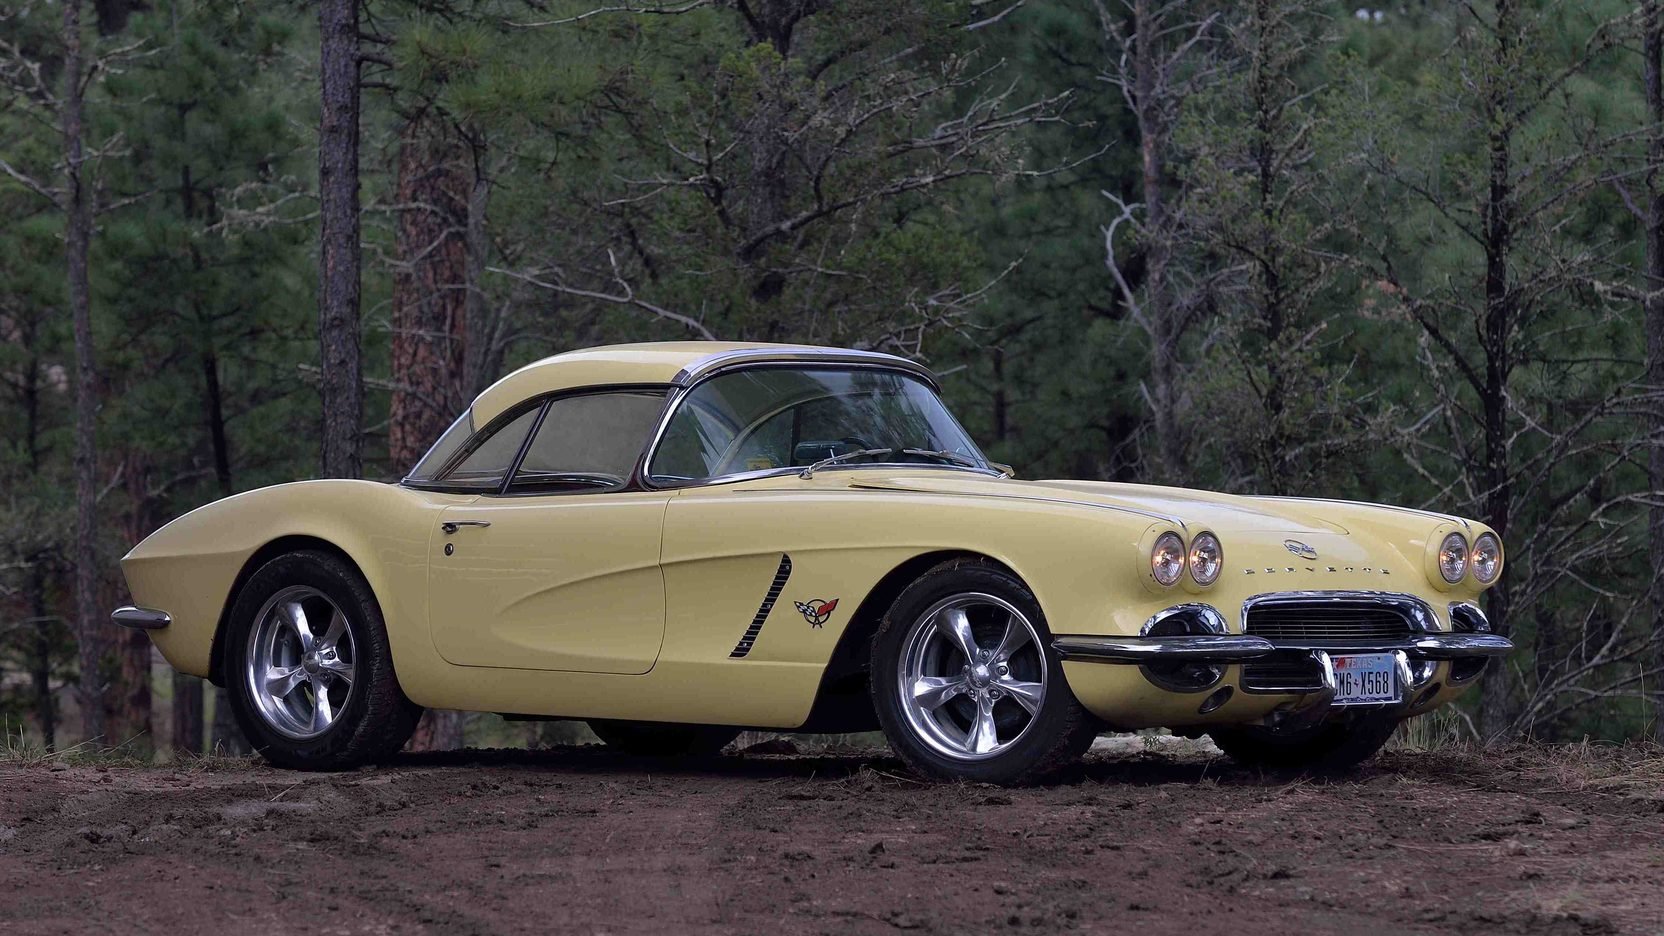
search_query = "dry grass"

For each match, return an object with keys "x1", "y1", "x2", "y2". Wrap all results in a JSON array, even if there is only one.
[
  {"x1": 0, "y1": 719, "x2": 257, "y2": 770},
  {"x1": 1392, "y1": 738, "x2": 1664, "y2": 797}
]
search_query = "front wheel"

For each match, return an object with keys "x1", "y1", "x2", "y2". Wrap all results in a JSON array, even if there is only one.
[
  {"x1": 870, "y1": 559, "x2": 1098, "y2": 785},
  {"x1": 1208, "y1": 714, "x2": 1399, "y2": 772},
  {"x1": 225, "y1": 550, "x2": 421, "y2": 770}
]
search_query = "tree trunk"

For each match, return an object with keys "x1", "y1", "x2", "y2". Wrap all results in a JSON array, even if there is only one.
[
  {"x1": 392, "y1": 110, "x2": 473, "y2": 753},
  {"x1": 20, "y1": 319, "x2": 56, "y2": 750},
  {"x1": 388, "y1": 110, "x2": 470, "y2": 474},
  {"x1": 1131, "y1": 0, "x2": 1186, "y2": 483},
  {"x1": 1479, "y1": 0, "x2": 1520, "y2": 740},
  {"x1": 317, "y1": 0, "x2": 363, "y2": 480},
  {"x1": 28, "y1": 559, "x2": 55, "y2": 751},
  {"x1": 1645, "y1": 0, "x2": 1664, "y2": 743},
  {"x1": 198, "y1": 346, "x2": 247, "y2": 754},
  {"x1": 62, "y1": 0, "x2": 107, "y2": 747}
]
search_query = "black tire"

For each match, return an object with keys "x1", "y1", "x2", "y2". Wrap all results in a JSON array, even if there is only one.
[
  {"x1": 587, "y1": 720, "x2": 740, "y2": 756},
  {"x1": 869, "y1": 558, "x2": 1099, "y2": 785},
  {"x1": 224, "y1": 550, "x2": 421, "y2": 770},
  {"x1": 1208, "y1": 714, "x2": 1398, "y2": 773}
]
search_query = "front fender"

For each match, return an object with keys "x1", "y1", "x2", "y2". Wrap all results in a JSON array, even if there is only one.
[{"x1": 119, "y1": 480, "x2": 468, "y2": 680}]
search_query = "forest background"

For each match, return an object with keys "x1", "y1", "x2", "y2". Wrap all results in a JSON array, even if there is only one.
[{"x1": 3, "y1": 0, "x2": 1661, "y2": 755}]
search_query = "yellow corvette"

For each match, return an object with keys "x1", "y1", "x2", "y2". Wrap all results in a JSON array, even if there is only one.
[{"x1": 113, "y1": 342, "x2": 1511, "y2": 783}]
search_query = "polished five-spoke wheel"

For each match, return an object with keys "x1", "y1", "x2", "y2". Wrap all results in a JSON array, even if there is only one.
[
  {"x1": 246, "y1": 586, "x2": 357, "y2": 739},
  {"x1": 900, "y1": 593, "x2": 1046, "y2": 760},
  {"x1": 872, "y1": 559, "x2": 1099, "y2": 785},
  {"x1": 225, "y1": 550, "x2": 420, "y2": 770}
]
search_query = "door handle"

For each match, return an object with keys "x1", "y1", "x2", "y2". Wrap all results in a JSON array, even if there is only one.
[{"x1": 441, "y1": 520, "x2": 492, "y2": 535}]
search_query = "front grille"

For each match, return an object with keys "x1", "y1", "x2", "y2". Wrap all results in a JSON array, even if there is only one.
[
  {"x1": 1244, "y1": 602, "x2": 1413, "y2": 644},
  {"x1": 1239, "y1": 595, "x2": 1425, "y2": 694},
  {"x1": 1240, "y1": 656, "x2": 1323, "y2": 692}
]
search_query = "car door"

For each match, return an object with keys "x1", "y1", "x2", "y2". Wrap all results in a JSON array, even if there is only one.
[{"x1": 427, "y1": 390, "x2": 673, "y2": 675}]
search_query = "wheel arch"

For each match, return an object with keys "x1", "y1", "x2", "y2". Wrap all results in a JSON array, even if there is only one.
[
  {"x1": 797, "y1": 549, "x2": 1024, "y2": 732},
  {"x1": 207, "y1": 534, "x2": 372, "y2": 687}
]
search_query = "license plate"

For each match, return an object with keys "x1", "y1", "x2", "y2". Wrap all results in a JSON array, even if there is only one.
[{"x1": 1332, "y1": 653, "x2": 1397, "y2": 705}]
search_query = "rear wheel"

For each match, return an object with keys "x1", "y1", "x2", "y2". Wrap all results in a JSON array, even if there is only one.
[
  {"x1": 870, "y1": 559, "x2": 1098, "y2": 785},
  {"x1": 1208, "y1": 714, "x2": 1398, "y2": 772},
  {"x1": 225, "y1": 550, "x2": 420, "y2": 769},
  {"x1": 587, "y1": 720, "x2": 739, "y2": 756}
]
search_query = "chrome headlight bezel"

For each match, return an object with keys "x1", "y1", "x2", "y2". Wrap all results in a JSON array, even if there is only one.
[
  {"x1": 1437, "y1": 532, "x2": 1469, "y2": 584},
  {"x1": 1188, "y1": 532, "x2": 1223, "y2": 587},
  {"x1": 1151, "y1": 531, "x2": 1186, "y2": 587},
  {"x1": 1471, "y1": 532, "x2": 1502, "y2": 584}
]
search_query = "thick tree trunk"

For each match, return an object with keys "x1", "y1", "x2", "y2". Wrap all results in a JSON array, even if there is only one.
[
  {"x1": 1645, "y1": 0, "x2": 1664, "y2": 743},
  {"x1": 1479, "y1": 0, "x2": 1519, "y2": 740},
  {"x1": 62, "y1": 0, "x2": 108, "y2": 746},
  {"x1": 388, "y1": 111, "x2": 470, "y2": 473},
  {"x1": 1131, "y1": 0, "x2": 1186, "y2": 483},
  {"x1": 317, "y1": 0, "x2": 363, "y2": 479},
  {"x1": 392, "y1": 111, "x2": 473, "y2": 753},
  {"x1": 1250, "y1": 0, "x2": 1288, "y2": 484}
]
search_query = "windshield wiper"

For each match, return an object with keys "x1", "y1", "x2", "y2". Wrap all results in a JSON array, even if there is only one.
[
  {"x1": 901, "y1": 448, "x2": 1015, "y2": 478},
  {"x1": 799, "y1": 448, "x2": 895, "y2": 479}
]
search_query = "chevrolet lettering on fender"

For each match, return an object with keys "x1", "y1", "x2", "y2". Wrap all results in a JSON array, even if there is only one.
[{"x1": 112, "y1": 342, "x2": 1511, "y2": 784}]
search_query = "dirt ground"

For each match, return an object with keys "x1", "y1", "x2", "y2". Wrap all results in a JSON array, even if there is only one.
[{"x1": 1, "y1": 740, "x2": 1660, "y2": 936}]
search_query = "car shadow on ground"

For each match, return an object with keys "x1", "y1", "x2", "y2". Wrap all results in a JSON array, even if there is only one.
[{"x1": 380, "y1": 742, "x2": 1418, "y2": 791}]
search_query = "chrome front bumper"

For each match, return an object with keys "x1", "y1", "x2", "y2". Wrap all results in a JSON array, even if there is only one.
[
  {"x1": 1053, "y1": 594, "x2": 1513, "y2": 721},
  {"x1": 1052, "y1": 631, "x2": 1514, "y2": 663}
]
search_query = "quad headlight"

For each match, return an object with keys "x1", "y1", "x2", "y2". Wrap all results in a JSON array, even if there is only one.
[
  {"x1": 1151, "y1": 531, "x2": 1186, "y2": 587},
  {"x1": 1471, "y1": 532, "x2": 1502, "y2": 584},
  {"x1": 1437, "y1": 532, "x2": 1469, "y2": 584},
  {"x1": 1189, "y1": 532, "x2": 1223, "y2": 587}
]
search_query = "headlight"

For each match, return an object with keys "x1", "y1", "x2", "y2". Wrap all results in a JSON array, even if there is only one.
[
  {"x1": 1188, "y1": 532, "x2": 1223, "y2": 587},
  {"x1": 1471, "y1": 533, "x2": 1501, "y2": 583},
  {"x1": 1437, "y1": 532, "x2": 1468, "y2": 584},
  {"x1": 1151, "y1": 531, "x2": 1186, "y2": 587}
]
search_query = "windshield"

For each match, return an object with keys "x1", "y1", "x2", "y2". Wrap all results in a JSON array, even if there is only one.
[{"x1": 648, "y1": 367, "x2": 987, "y2": 484}]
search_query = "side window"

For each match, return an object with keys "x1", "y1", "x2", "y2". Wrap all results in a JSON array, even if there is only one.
[
  {"x1": 406, "y1": 411, "x2": 473, "y2": 482},
  {"x1": 509, "y1": 391, "x2": 666, "y2": 493},
  {"x1": 440, "y1": 406, "x2": 540, "y2": 491}
]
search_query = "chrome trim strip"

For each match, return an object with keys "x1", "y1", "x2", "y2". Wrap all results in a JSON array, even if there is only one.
[
  {"x1": 1139, "y1": 603, "x2": 1227, "y2": 636},
  {"x1": 1255, "y1": 495, "x2": 1467, "y2": 529},
  {"x1": 1241, "y1": 589, "x2": 1441, "y2": 634},
  {"x1": 1235, "y1": 634, "x2": 1514, "y2": 656},
  {"x1": 1404, "y1": 633, "x2": 1513, "y2": 658},
  {"x1": 111, "y1": 606, "x2": 170, "y2": 630},
  {"x1": 1052, "y1": 634, "x2": 1275, "y2": 663},
  {"x1": 849, "y1": 485, "x2": 1181, "y2": 527},
  {"x1": 672, "y1": 347, "x2": 939, "y2": 389}
]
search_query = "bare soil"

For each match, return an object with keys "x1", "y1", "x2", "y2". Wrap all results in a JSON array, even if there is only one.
[{"x1": 1, "y1": 742, "x2": 1660, "y2": 935}]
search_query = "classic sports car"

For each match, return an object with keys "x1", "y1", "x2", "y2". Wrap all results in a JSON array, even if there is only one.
[{"x1": 114, "y1": 342, "x2": 1511, "y2": 783}]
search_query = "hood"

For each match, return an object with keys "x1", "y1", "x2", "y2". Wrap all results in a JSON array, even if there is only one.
[{"x1": 845, "y1": 474, "x2": 1348, "y2": 536}]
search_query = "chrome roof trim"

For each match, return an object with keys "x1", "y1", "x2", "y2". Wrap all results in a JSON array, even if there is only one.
[{"x1": 670, "y1": 347, "x2": 940, "y2": 390}]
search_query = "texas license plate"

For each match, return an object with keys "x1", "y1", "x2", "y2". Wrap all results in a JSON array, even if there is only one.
[{"x1": 1332, "y1": 653, "x2": 1397, "y2": 705}]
